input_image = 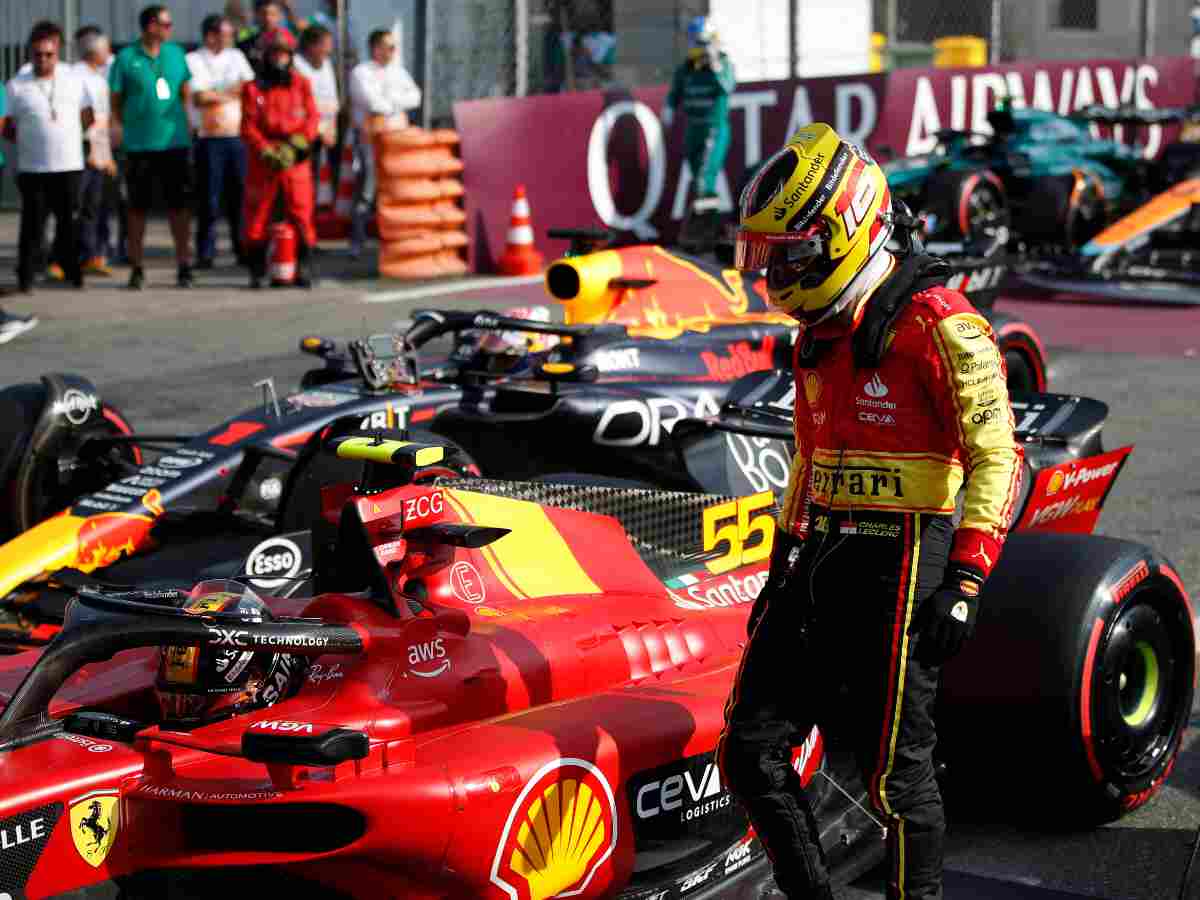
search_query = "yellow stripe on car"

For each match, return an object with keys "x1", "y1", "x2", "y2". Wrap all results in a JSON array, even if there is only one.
[{"x1": 445, "y1": 490, "x2": 601, "y2": 600}]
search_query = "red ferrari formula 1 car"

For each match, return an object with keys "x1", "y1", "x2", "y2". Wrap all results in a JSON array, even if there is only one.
[{"x1": 0, "y1": 415, "x2": 1192, "y2": 899}]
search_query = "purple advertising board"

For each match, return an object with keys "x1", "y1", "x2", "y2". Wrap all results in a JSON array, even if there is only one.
[{"x1": 454, "y1": 56, "x2": 1197, "y2": 272}]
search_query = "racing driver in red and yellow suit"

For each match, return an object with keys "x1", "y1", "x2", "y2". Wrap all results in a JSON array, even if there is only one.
[
  {"x1": 716, "y1": 123, "x2": 1022, "y2": 900},
  {"x1": 240, "y1": 28, "x2": 319, "y2": 288}
]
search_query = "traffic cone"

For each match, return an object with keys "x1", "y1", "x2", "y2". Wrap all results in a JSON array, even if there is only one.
[{"x1": 497, "y1": 184, "x2": 544, "y2": 275}]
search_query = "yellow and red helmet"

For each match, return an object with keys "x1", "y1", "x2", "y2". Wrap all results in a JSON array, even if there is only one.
[{"x1": 735, "y1": 123, "x2": 893, "y2": 324}]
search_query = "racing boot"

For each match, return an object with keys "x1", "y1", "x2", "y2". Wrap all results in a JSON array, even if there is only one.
[
  {"x1": 247, "y1": 244, "x2": 268, "y2": 290},
  {"x1": 294, "y1": 242, "x2": 312, "y2": 289}
]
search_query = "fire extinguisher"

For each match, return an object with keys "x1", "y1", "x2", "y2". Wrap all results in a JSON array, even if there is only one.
[{"x1": 269, "y1": 221, "x2": 298, "y2": 286}]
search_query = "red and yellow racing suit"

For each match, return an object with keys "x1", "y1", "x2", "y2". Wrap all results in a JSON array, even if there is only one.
[
  {"x1": 778, "y1": 285, "x2": 1022, "y2": 580},
  {"x1": 718, "y1": 283, "x2": 1022, "y2": 900},
  {"x1": 241, "y1": 73, "x2": 320, "y2": 248}
]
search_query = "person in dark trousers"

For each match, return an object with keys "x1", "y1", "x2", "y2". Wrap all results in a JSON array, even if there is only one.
[
  {"x1": 187, "y1": 14, "x2": 255, "y2": 268},
  {"x1": 109, "y1": 4, "x2": 194, "y2": 289},
  {"x1": 74, "y1": 26, "x2": 117, "y2": 277},
  {"x1": 0, "y1": 81, "x2": 39, "y2": 342},
  {"x1": 5, "y1": 21, "x2": 93, "y2": 299},
  {"x1": 241, "y1": 28, "x2": 319, "y2": 288},
  {"x1": 718, "y1": 123, "x2": 1022, "y2": 900}
]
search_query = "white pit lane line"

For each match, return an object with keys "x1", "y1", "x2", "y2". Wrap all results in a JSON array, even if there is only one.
[{"x1": 362, "y1": 274, "x2": 545, "y2": 304}]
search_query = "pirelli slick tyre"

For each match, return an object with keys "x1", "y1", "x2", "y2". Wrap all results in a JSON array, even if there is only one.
[
  {"x1": 921, "y1": 169, "x2": 1008, "y2": 242},
  {"x1": 0, "y1": 379, "x2": 139, "y2": 541},
  {"x1": 937, "y1": 533, "x2": 1195, "y2": 825},
  {"x1": 988, "y1": 310, "x2": 1048, "y2": 393},
  {"x1": 1020, "y1": 173, "x2": 1106, "y2": 248}
]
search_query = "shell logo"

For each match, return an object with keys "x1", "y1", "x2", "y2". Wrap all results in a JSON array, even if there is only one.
[
  {"x1": 803, "y1": 372, "x2": 822, "y2": 407},
  {"x1": 490, "y1": 758, "x2": 618, "y2": 900},
  {"x1": 1046, "y1": 470, "x2": 1065, "y2": 496}
]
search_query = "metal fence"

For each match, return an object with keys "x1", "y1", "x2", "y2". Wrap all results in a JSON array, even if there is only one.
[{"x1": 418, "y1": 0, "x2": 1195, "y2": 122}]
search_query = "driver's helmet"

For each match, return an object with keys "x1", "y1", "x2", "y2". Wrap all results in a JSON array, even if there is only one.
[
  {"x1": 686, "y1": 15, "x2": 717, "y2": 49},
  {"x1": 734, "y1": 122, "x2": 893, "y2": 325},
  {"x1": 476, "y1": 305, "x2": 560, "y2": 373},
  {"x1": 987, "y1": 96, "x2": 1016, "y2": 137},
  {"x1": 155, "y1": 580, "x2": 308, "y2": 725}
]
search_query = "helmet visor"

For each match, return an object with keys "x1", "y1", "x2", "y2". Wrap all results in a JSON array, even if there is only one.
[{"x1": 734, "y1": 222, "x2": 828, "y2": 275}]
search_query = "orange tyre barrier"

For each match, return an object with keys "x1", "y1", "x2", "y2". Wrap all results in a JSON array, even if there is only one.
[
  {"x1": 380, "y1": 256, "x2": 446, "y2": 280},
  {"x1": 378, "y1": 177, "x2": 441, "y2": 204},
  {"x1": 380, "y1": 234, "x2": 443, "y2": 263},
  {"x1": 437, "y1": 178, "x2": 465, "y2": 199},
  {"x1": 374, "y1": 126, "x2": 468, "y2": 280}
]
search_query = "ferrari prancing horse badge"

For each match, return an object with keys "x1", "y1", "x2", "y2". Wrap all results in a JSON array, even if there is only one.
[{"x1": 70, "y1": 791, "x2": 119, "y2": 867}]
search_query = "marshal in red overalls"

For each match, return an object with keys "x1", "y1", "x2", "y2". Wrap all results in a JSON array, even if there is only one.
[{"x1": 240, "y1": 28, "x2": 319, "y2": 288}]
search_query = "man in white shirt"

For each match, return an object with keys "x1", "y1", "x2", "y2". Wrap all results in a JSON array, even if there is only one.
[
  {"x1": 294, "y1": 24, "x2": 338, "y2": 209},
  {"x1": 73, "y1": 26, "x2": 117, "y2": 276},
  {"x1": 5, "y1": 20, "x2": 93, "y2": 293},
  {"x1": 187, "y1": 14, "x2": 255, "y2": 267},
  {"x1": 348, "y1": 28, "x2": 421, "y2": 258}
]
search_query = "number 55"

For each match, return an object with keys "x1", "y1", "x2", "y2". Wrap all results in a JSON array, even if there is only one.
[{"x1": 703, "y1": 492, "x2": 777, "y2": 575}]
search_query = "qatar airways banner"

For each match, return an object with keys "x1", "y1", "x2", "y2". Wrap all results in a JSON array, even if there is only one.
[{"x1": 454, "y1": 56, "x2": 1196, "y2": 272}]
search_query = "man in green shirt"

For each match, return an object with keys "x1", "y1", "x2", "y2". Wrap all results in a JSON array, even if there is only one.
[
  {"x1": 109, "y1": 4, "x2": 194, "y2": 289},
  {"x1": 662, "y1": 16, "x2": 736, "y2": 211}
]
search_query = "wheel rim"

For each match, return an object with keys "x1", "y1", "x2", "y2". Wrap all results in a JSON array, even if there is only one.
[
  {"x1": 1093, "y1": 590, "x2": 1190, "y2": 784},
  {"x1": 1119, "y1": 641, "x2": 1160, "y2": 728},
  {"x1": 964, "y1": 186, "x2": 1004, "y2": 240}
]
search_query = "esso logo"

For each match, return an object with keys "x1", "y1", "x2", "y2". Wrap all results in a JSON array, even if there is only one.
[
  {"x1": 404, "y1": 490, "x2": 445, "y2": 527},
  {"x1": 244, "y1": 536, "x2": 303, "y2": 589},
  {"x1": 252, "y1": 552, "x2": 295, "y2": 575}
]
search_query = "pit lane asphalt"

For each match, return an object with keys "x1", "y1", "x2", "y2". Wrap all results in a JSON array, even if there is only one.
[{"x1": 3, "y1": 235, "x2": 1199, "y2": 898}]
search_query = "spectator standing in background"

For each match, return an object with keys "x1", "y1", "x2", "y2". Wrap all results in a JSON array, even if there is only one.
[
  {"x1": 226, "y1": 0, "x2": 252, "y2": 42},
  {"x1": 238, "y1": 1, "x2": 301, "y2": 75},
  {"x1": 662, "y1": 16, "x2": 735, "y2": 215},
  {"x1": 187, "y1": 15, "x2": 254, "y2": 269},
  {"x1": 348, "y1": 28, "x2": 421, "y2": 259},
  {"x1": 241, "y1": 28, "x2": 319, "y2": 289},
  {"x1": 0, "y1": 81, "x2": 40, "y2": 342},
  {"x1": 5, "y1": 21, "x2": 93, "y2": 297},
  {"x1": 74, "y1": 26, "x2": 117, "y2": 277},
  {"x1": 110, "y1": 4, "x2": 194, "y2": 290},
  {"x1": 294, "y1": 25, "x2": 338, "y2": 206},
  {"x1": 308, "y1": 0, "x2": 358, "y2": 67}
]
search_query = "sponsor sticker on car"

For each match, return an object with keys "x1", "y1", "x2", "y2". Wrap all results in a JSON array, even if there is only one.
[{"x1": 1016, "y1": 446, "x2": 1133, "y2": 534}]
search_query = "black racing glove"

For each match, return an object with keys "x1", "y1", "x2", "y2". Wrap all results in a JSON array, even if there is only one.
[
  {"x1": 747, "y1": 528, "x2": 804, "y2": 638},
  {"x1": 909, "y1": 565, "x2": 983, "y2": 667}
]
